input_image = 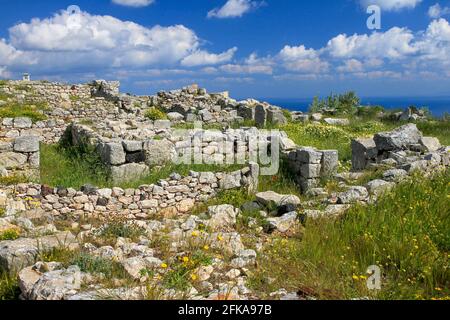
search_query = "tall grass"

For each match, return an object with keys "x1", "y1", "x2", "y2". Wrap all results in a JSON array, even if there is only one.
[{"x1": 248, "y1": 169, "x2": 450, "y2": 300}]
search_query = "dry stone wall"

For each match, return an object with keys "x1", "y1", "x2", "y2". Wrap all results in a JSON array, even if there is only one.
[
  {"x1": 0, "y1": 135, "x2": 40, "y2": 180},
  {"x1": 3, "y1": 164, "x2": 259, "y2": 220}
]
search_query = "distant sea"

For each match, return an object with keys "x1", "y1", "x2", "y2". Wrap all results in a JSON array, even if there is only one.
[{"x1": 261, "y1": 97, "x2": 450, "y2": 118}]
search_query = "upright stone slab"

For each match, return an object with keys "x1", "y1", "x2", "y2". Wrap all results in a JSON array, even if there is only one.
[
  {"x1": 255, "y1": 105, "x2": 267, "y2": 127},
  {"x1": 351, "y1": 138, "x2": 377, "y2": 171}
]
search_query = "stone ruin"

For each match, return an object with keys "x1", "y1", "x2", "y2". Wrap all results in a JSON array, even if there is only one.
[
  {"x1": 0, "y1": 135, "x2": 40, "y2": 180},
  {"x1": 287, "y1": 148, "x2": 339, "y2": 193},
  {"x1": 351, "y1": 124, "x2": 448, "y2": 171}
]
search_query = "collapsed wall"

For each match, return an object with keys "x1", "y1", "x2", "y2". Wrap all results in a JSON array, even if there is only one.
[{"x1": 351, "y1": 124, "x2": 448, "y2": 171}]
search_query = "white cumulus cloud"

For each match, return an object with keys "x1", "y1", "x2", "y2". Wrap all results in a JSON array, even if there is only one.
[
  {"x1": 111, "y1": 0, "x2": 154, "y2": 7},
  {"x1": 207, "y1": 0, "x2": 263, "y2": 19},
  {"x1": 360, "y1": 0, "x2": 422, "y2": 11},
  {"x1": 326, "y1": 27, "x2": 417, "y2": 60},
  {"x1": 0, "y1": 8, "x2": 237, "y2": 76},
  {"x1": 428, "y1": 3, "x2": 450, "y2": 18},
  {"x1": 181, "y1": 47, "x2": 238, "y2": 67}
]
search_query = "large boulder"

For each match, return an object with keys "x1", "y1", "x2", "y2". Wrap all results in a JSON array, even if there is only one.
[
  {"x1": 324, "y1": 118, "x2": 350, "y2": 126},
  {"x1": 366, "y1": 179, "x2": 395, "y2": 196},
  {"x1": 374, "y1": 124, "x2": 422, "y2": 151},
  {"x1": 27, "y1": 265, "x2": 82, "y2": 300},
  {"x1": 13, "y1": 117, "x2": 32, "y2": 129}
]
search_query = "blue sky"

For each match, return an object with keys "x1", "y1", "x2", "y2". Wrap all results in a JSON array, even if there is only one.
[{"x1": 0, "y1": 0, "x2": 449, "y2": 99}]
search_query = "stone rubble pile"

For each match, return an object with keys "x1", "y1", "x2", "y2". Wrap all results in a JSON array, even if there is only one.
[{"x1": 352, "y1": 124, "x2": 448, "y2": 171}]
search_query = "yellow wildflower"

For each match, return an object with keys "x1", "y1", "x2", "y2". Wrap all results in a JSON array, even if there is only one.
[
  {"x1": 161, "y1": 263, "x2": 168, "y2": 269},
  {"x1": 191, "y1": 231, "x2": 200, "y2": 237}
]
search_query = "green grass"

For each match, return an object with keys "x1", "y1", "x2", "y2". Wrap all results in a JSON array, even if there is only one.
[
  {"x1": 98, "y1": 220, "x2": 147, "y2": 244},
  {"x1": 42, "y1": 248, "x2": 131, "y2": 287},
  {"x1": 40, "y1": 143, "x2": 110, "y2": 189},
  {"x1": 417, "y1": 120, "x2": 450, "y2": 147},
  {"x1": 40, "y1": 141, "x2": 245, "y2": 190},
  {"x1": 0, "y1": 102, "x2": 48, "y2": 122},
  {"x1": 0, "y1": 272, "x2": 20, "y2": 300},
  {"x1": 248, "y1": 169, "x2": 450, "y2": 300}
]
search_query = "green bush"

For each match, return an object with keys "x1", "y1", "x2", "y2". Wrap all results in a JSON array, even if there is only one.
[
  {"x1": 0, "y1": 229, "x2": 21, "y2": 241},
  {"x1": 145, "y1": 107, "x2": 167, "y2": 121},
  {"x1": 309, "y1": 91, "x2": 360, "y2": 115}
]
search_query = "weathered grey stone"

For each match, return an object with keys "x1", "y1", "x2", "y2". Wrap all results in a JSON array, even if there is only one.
[
  {"x1": 256, "y1": 191, "x2": 300, "y2": 207},
  {"x1": 167, "y1": 112, "x2": 184, "y2": 122},
  {"x1": 110, "y1": 163, "x2": 149, "y2": 184},
  {"x1": 122, "y1": 140, "x2": 143, "y2": 152},
  {"x1": 237, "y1": 105, "x2": 255, "y2": 120},
  {"x1": 374, "y1": 124, "x2": 422, "y2": 151},
  {"x1": 324, "y1": 118, "x2": 350, "y2": 126},
  {"x1": 13, "y1": 136, "x2": 40, "y2": 153},
  {"x1": 0, "y1": 152, "x2": 28, "y2": 169},
  {"x1": 255, "y1": 105, "x2": 267, "y2": 127},
  {"x1": 351, "y1": 138, "x2": 377, "y2": 171},
  {"x1": 207, "y1": 205, "x2": 239, "y2": 230},
  {"x1": 28, "y1": 265, "x2": 82, "y2": 300},
  {"x1": 100, "y1": 143, "x2": 126, "y2": 165},
  {"x1": 13, "y1": 117, "x2": 32, "y2": 129},
  {"x1": 337, "y1": 186, "x2": 369, "y2": 204},
  {"x1": 383, "y1": 169, "x2": 408, "y2": 182},
  {"x1": 300, "y1": 163, "x2": 321, "y2": 178},
  {"x1": 219, "y1": 171, "x2": 242, "y2": 190},
  {"x1": 267, "y1": 109, "x2": 287, "y2": 125},
  {"x1": 154, "y1": 120, "x2": 171, "y2": 130},
  {"x1": 0, "y1": 231, "x2": 77, "y2": 273},
  {"x1": 280, "y1": 137, "x2": 297, "y2": 151},
  {"x1": 419, "y1": 137, "x2": 441, "y2": 152},
  {"x1": 266, "y1": 212, "x2": 298, "y2": 233},
  {"x1": 143, "y1": 140, "x2": 174, "y2": 167},
  {"x1": 366, "y1": 179, "x2": 395, "y2": 196},
  {"x1": 0, "y1": 141, "x2": 13, "y2": 152},
  {"x1": 199, "y1": 172, "x2": 217, "y2": 184},
  {"x1": 297, "y1": 148, "x2": 322, "y2": 164},
  {"x1": 321, "y1": 150, "x2": 338, "y2": 177}
]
